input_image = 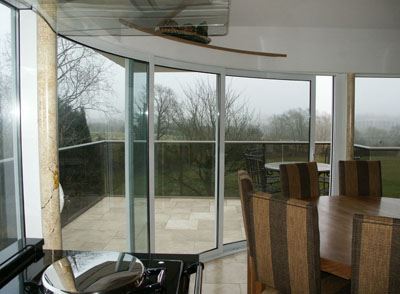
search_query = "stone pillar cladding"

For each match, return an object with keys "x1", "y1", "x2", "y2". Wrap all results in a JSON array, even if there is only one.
[
  {"x1": 37, "y1": 1, "x2": 62, "y2": 250},
  {"x1": 346, "y1": 73, "x2": 355, "y2": 160}
]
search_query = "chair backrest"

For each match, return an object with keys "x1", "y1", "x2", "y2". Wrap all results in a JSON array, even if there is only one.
[
  {"x1": 351, "y1": 214, "x2": 400, "y2": 294},
  {"x1": 238, "y1": 178, "x2": 321, "y2": 293},
  {"x1": 339, "y1": 160, "x2": 382, "y2": 197},
  {"x1": 279, "y1": 162, "x2": 319, "y2": 199},
  {"x1": 237, "y1": 170, "x2": 256, "y2": 255},
  {"x1": 243, "y1": 148, "x2": 267, "y2": 191}
]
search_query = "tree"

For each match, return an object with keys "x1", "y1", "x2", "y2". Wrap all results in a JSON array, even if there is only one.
[
  {"x1": 316, "y1": 113, "x2": 331, "y2": 141},
  {"x1": 153, "y1": 79, "x2": 262, "y2": 196},
  {"x1": 0, "y1": 35, "x2": 12, "y2": 158},
  {"x1": 57, "y1": 37, "x2": 118, "y2": 146},
  {"x1": 265, "y1": 108, "x2": 309, "y2": 141},
  {"x1": 154, "y1": 85, "x2": 178, "y2": 140},
  {"x1": 58, "y1": 104, "x2": 91, "y2": 147}
]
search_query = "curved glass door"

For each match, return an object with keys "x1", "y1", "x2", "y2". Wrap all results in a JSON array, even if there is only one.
[{"x1": 154, "y1": 66, "x2": 218, "y2": 254}]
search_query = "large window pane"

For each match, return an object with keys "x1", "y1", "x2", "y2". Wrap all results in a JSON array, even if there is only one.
[
  {"x1": 58, "y1": 37, "x2": 128, "y2": 251},
  {"x1": 0, "y1": 3, "x2": 21, "y2": 259},
  {"x1": 154, "y1": 66, "x2": 217, "y2": 253},
  {"x1": 355, "y1": 77, "x2": 400, "y2": 197},
  {"x1": 224, "y1": 75, "x2": 311, "y2": 244}
]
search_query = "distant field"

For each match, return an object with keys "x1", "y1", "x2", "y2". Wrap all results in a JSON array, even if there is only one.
[{"x1": 374, "y1": 156, "x2": 400, "y2": 197}]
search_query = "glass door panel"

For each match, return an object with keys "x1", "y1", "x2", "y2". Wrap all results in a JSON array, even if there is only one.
[
  {"x1": 224, "y1": 75, "x2": 311, "y2": 244},
  {"x1": 0, "y1": 2, "x2": 23, "y2": 262},
  {"x1": 154, "y1": 66, "x2": 218, "y2": 253},
  {"x1": 58, "y1": 37, "x2": 128, "y2": 252}
]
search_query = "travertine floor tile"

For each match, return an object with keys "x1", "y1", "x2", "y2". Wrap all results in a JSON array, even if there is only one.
[
  {"x1": 62, "y1": 196, "x2": 244, "y2": 254},
  {"x1": 202, "y1": 283, "x2": 241, "y2": 294}
]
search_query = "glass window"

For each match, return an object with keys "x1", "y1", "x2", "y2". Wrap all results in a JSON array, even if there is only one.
[
  {"x1": 224, "y1": 75, "x2": 311, "y2": 244},
  {"x1": 0, "y1": 2, "x2": 22, "y2": 260},
  {"x1": 154, "y1": 66, "x2": 218, "y2": 253},
  {"x1": 355, "y1": 77, "x2": 400, "y2": 197}
]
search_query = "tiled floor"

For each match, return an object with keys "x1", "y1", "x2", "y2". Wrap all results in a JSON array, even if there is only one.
[
  {"x1": 201, "y1": 251, "x2": 248, "y2": 294},
  {"x1": 198, "y1": 251, "x2": 278, "y2": 294},
  {"x1": 62, "y1": 196, "x2": 245, "y2": 253}
]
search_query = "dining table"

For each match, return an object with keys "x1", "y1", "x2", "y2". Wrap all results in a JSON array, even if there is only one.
[{"x1": 312, "y1": 195, "x2": 400, "y2": 279}]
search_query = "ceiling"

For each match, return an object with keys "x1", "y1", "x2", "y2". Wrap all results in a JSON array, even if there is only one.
[
  {"x1": 7, "y1": 0, "x2": 400, "y2": 36},
  {"x1": 229, "y1": 0, "x2": 400, "y2": 29}
]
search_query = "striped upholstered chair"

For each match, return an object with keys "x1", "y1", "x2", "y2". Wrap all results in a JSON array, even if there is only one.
[
  {"x1": 351, "y1": 214, "x2": 400, "y2": 293},
  {"x1": 279, "y1": 162, "x2": 320, "y2": 199},
  {"x1": 339, "y1": 160, "x2": 382, "y2": 197},
  {"x1": 238, "y1": 170, "x2": 266, "y2": 293},
  {"x1": 239, "y1": 170, "x2": 349, "y2": 293},
  {"x1": 251, "y1": 194, "x2": 321, "y2": 293}
]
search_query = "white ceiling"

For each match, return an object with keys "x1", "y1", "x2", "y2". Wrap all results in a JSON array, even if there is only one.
[{"x1": 229, "y1": 0, "x2": 400, "y2": 29}]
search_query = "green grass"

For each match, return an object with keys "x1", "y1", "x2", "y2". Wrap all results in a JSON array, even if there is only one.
[{"x1": 373, "y1": 156, "x2": 400, "y2": 197}]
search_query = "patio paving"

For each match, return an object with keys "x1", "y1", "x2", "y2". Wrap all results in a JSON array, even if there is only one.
[{"x1": 62, "y1": 196, "x2": 245, "y2": 253}]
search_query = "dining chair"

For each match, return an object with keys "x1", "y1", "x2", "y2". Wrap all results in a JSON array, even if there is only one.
[
  {"x1": 279, "y1": 162, "x2": 319, "y2": 199},
  {"x1": 238, "y1": 170, "x2": 349, "y2": 293},
  {"x1": 339, "y1": 160, "x2": 382, "y2": 197},
  {"x1": 351, "y1": 214, "x2": 400, "y2": 293},
  {"x1": 238, "y1": 170, "x2": 266, "y2": 294}
]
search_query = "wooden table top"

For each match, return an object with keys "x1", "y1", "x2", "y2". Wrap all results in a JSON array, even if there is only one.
[{"x1": 313, "y1": 195, "x2": 400, "y2": 279}]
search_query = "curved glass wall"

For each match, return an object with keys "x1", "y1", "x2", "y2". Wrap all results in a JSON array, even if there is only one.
[
  {"x1": 54, "y1": 37, "x2": 333, "y2": 255},
  {"x1": 52, "y1": 33, "x2": 338, "y2": 257}
]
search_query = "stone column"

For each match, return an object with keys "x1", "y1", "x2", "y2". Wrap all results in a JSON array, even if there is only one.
[
  {"x1": 37, "y1": 3, "x2": 62, "y2": 249},
  {"x1": 346, "y1": 73, "x2": 355, "y2": 160}
]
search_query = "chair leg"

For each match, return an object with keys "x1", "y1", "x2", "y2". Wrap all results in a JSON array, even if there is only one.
[{"x1": 247, "y1": 254, "x2": 264, "y2": 294}]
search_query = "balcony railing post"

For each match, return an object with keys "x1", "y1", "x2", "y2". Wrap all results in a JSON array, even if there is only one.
[{"x1": 179, "y1": 144, "x2": 183, "y2": 196}]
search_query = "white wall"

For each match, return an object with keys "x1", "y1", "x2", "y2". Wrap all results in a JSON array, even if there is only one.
[
  {"x1": 20, "y1": 10, "x2": 42, "y2": 238},
  {"x1": 72, "y1": 25, "x2": 400, "y2": 74}
]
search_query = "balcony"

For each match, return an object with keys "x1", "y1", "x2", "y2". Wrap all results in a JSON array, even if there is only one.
[{"x1": 60, "y1": 140, "x2": 400, "y2": 253}]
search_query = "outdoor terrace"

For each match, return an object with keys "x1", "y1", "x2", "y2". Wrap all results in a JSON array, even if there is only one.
[{"x1": 59, "y1": 140, "x2": 400, "y2": 253}]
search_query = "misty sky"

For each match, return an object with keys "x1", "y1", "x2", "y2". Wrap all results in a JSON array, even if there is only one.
[
  {"x1": 356, "y1": 77, "x2": 400, "y2": 118},
  {"x1": 154, "y1": 70, "x2": 333, "y2": 120}
]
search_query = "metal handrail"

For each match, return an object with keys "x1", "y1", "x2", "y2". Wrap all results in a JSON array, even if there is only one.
[
  {"x1": 58, "y1": 139, "x2": 400, "y2": 152},
  {"x1": 0, "y1": 158, "x2": 13, "y2": 164},
  {"x1": 354, "y1": 144, "x2": 400, "y2": 151},
  {"x1": 58, "y1": 140, "x2": 124, "y2": 151}
]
